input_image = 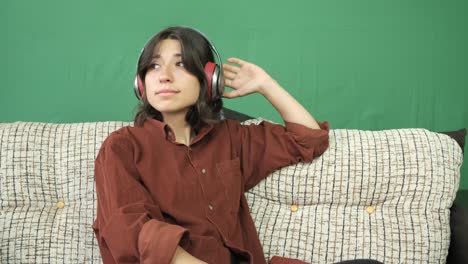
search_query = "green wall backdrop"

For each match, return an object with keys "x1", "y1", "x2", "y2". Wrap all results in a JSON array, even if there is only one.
[{"x1": 1, "y1": 0, "x2": 467, "y2": 189}]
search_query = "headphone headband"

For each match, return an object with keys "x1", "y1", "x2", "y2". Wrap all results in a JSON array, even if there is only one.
[{"x1": 133, "y1": 26, "x2": 224, "y2": 101}]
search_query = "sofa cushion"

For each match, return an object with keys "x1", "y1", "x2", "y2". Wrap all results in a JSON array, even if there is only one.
[
  {"x1": 244, "y1": 119, "x2": 464, "y2": 263},
  {"x1": 0, "y1": 122, "x2": 130, "y2": 263}
]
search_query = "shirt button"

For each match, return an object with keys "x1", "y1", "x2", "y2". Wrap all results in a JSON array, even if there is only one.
[
  {"x1": 366, "y1": 205, "x2": 375, "y2": 214},
  {"x1": 57, "y1": 200, "x2": 65, "y2": 209},
  {"x1": 201, "y1": 169, "x2": 206, "y2": 174},
  {"x1": 208, "y1": 204, "x2": 214, "y2": 210},
  {"x1": 290, "y1": 204, "x2": 299, "y2": 212}
]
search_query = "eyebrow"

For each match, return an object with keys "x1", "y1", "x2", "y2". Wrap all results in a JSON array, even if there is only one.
[{"x1": 151, "y1": 53, "x2": 182, "y2": 59}]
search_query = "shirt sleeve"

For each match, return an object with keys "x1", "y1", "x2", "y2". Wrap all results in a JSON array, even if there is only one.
[
  {"x1": 93, "y1": 132, "x2": 189, "y2": 264},
  {"x1": 229, "y1": 120, "x2": 330, "y2": 191}
]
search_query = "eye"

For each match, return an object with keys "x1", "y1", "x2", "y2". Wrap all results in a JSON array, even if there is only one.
[
  {"x1": 176, "y1": 61, "x2": 185, "y2": 67},
  {"x1": 149, "y1": 63, "x2": 160, "y2": 70}
]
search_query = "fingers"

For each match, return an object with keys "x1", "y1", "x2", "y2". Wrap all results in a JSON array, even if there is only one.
[
  {"x1": 223, "y1": 63, "x2": 240, "y2": 82},
  {"x1": 223, "y1": 70, "x2": 236, "y2": 80},
  {"x1": 223, "y1": 63, "x2": 239, "y2": 74},
  {"x1": 222, "y1": 89, "x2": 240, "y2": 99},
  {"x1": 227, "y1": 57, "x2": 246, "y2": 66},
  {"x1": 223, "y1": 80, "x2": 240, "y2": 98},
  {"x1": 224, "y1": 79, "x2": 235, "y2": 88}
]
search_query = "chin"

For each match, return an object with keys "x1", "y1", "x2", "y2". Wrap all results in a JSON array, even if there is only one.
[
  {"x1": 153, "y1": 105, "x2": 193, "y2": 116},
  {"x1": 150, "y1": 101, "x2": 196, "y2": 114}
]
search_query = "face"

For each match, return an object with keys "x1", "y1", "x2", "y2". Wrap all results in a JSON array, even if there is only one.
[{"x1": 145, "y1": 39, "x2": 200, "y2": 119}]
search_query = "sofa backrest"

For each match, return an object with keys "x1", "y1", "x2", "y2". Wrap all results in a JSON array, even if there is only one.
[
  {"x1": 242, "y1": 119, "x2": 463, "y2": 263},
  {"x1": 0, "y1": 122, "x2": 128, "y2": 263},
  {"x1": 0, "y1": 121, "x2": 464, "y2": 263}
]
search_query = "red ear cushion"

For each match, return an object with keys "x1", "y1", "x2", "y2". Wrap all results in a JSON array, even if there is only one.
[
  {"x1": 204, "y1": 62, "x2": 216, "y2": 100},
  {"x1": 137, "y1": 75, "x2": 145, "y2": 97}
]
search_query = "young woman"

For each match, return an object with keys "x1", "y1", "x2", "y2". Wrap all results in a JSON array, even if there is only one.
[{"x1": 92, "y1": 26, "x2": 330, "y2": 264}]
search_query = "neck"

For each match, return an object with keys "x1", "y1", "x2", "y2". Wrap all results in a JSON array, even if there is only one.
[{"x1": 163, "y1": 112, "x2": 193, "y2": 146}]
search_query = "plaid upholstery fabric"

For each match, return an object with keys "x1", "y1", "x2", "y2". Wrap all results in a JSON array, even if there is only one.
[
  {"x1": 244, "y1": 119, "x2": 463, "y2": 263},
  {"x1": 0, "y1": 120, "x2": 463, "y2": 263},
  {"x1": 0, "y1": 122, "x2": 130, "y2": 263}
]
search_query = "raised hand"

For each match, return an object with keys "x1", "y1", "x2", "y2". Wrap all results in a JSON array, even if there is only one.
[
  {"x1": 222, "y1": 57, "x2": 274, "y2": 99},
  {"x1": 222, "y1": 57, "x2": 320, "y2": 129}
]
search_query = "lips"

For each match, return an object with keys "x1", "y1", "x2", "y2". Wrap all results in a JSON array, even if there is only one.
[{"x1": 156, "y1": 89, "x2": 179, "y2": 96}]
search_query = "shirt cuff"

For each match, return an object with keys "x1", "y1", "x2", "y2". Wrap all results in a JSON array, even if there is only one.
[
  {"x1": 138, "y1": 219, "x2": 189, "y2": 264},
  {"x1": 284, "y1": 121, "x2": 330, "y2": 159}
]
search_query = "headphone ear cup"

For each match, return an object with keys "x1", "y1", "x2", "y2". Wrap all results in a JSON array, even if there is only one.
[
  {"x1": 204, "y1": 62, "x2": 216, "y2": 100},
  {"x1": 212, "y1": 64, "x2": 223, "y2": 99},
  {"x1": 133, "y1": 75, "x2": 145, "y2": 99}
]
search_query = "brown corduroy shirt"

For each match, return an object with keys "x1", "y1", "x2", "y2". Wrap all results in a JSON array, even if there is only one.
[{"x1": 93, "y1": 118, "x2": 329, "y2": 264}]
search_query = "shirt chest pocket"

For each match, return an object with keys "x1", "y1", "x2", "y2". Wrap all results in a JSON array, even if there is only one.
[{"x1": 215, "y1": 157, "x2": 242, "y2": 213}]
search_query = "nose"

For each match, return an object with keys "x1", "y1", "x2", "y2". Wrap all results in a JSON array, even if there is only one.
[{"x1": 159, "y1": 65, "x2": 173, "y2": 83}]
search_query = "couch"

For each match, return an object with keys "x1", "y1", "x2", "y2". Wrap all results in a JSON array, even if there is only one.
[{"x1": 0, "y1": 109, "x2": 466, "y2": 263}]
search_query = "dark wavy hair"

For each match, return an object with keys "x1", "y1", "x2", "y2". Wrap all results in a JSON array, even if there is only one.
[{"x1": 134, "y1": 26, "x2": 223, "y2": 131}]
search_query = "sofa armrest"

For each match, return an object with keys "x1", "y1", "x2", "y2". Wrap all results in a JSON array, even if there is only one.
[{"x1": 447, "y1": 190, "x2": 468, "y2": 264}]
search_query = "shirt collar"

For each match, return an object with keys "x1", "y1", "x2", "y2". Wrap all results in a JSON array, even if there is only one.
[{"x1": 143, "y1": 117, "x2": 215, "y2": 145}]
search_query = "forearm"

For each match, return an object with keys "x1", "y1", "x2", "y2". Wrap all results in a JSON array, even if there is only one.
[{"x1": 261, "y1": 78, "x2": 320, "y2": 129}]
